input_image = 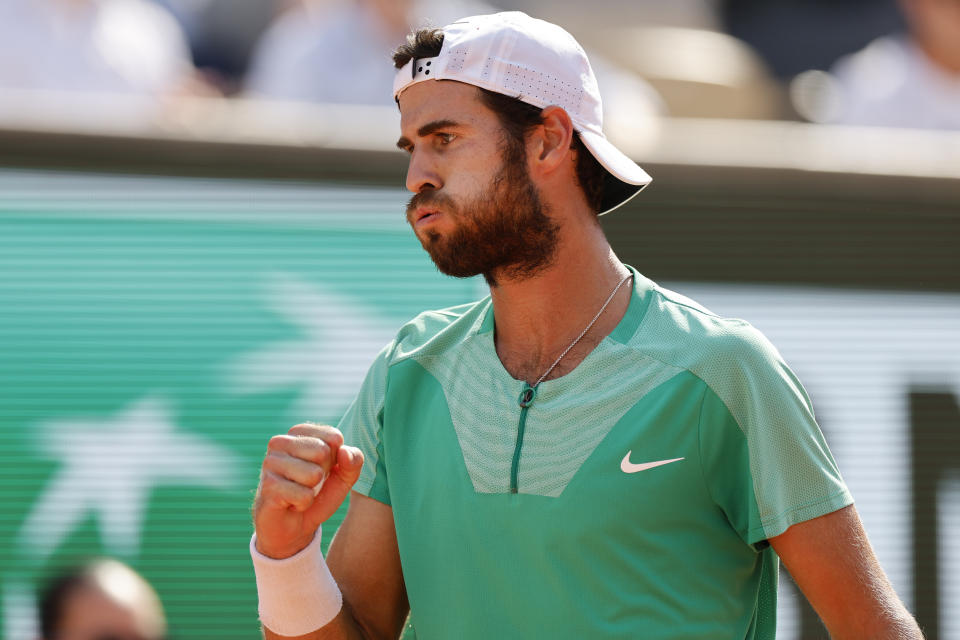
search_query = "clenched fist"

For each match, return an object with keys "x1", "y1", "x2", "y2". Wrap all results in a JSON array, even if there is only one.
[{"x1": 253, "y1": 423, "x2": 364, "y2": 559}]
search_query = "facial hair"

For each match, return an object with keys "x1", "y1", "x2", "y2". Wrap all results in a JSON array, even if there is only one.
[{"x1": 405, "y1": 150, "x2": 560, "y2": 286}]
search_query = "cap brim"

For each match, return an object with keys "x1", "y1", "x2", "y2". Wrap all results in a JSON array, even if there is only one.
[{"x1": 578, "y1": 129, "x2": 652, "y2": 215}]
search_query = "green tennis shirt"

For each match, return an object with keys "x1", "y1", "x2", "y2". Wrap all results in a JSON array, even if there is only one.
[{"x1": 339, "y1": 267, "x2": 852, "y2": 639}]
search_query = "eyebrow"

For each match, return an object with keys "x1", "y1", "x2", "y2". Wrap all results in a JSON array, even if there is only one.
[{"x1": 396, "y1": 119, "x2": 463, "y2": 150}]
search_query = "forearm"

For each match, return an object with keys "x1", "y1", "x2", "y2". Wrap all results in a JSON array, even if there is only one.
[
  {"x1": 824, "y1": 600, "x2": 924, "y2": 640},
  {"x1": 252, "y1": 420, "x2": 405, "y2": 640},
  {"x1": 771, "y1": 506, "x2": 924, "y2": 640},
  {"x1": 252, "y1": 493, "x2": 408, "y2": 640},
  {"x1": 255, "y1": 547, "x2": 404, "y2": 640},
  {"x1": 804, "y1": 532, "x2": 924, "y2": 640},
  {"x1": 873, "y1": 610, "x2": 924, "y2": 640}
]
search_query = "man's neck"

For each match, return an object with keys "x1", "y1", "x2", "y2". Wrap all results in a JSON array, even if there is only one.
[{"x1": 488, "y1": 218, "x2": 632, "y2": 384}]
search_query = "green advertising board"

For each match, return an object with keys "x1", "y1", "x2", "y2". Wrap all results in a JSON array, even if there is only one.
[{"x1": 0, "y1": 169, "x2": 481, "y2": 638}]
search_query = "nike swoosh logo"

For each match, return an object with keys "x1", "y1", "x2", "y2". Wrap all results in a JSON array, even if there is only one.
[{"x1": 620, "y1": 452, "x2": 685, "y2": 474}]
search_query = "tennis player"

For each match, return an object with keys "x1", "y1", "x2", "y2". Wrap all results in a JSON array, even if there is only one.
[{"x1": 250, "y1": 12, "x2": 924, "y2": 639}]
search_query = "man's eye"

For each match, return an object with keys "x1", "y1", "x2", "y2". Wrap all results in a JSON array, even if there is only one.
[{"x1": 437, "y1": 133, "x2": 456, "y2": 145}]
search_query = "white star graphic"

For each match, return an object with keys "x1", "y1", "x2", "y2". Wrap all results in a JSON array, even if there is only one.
[
  {"x1": 222, "y1": 273, "x2": 397, "y2": 421},
  {"x1": 17, "y1": 396, "x2": 242, "y2": 560},
  {"x1": 2, "y1": 579, "x2": 38, "y2": 640}
]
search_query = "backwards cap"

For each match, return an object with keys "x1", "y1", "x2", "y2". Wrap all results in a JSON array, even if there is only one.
[{"x1": 393, "y1": 11, "x2": 652, "y2": 215}]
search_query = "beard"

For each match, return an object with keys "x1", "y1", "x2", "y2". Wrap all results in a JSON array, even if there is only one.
[{"x1": 405, "y1": 150, "x2": 560, "y2": 287}]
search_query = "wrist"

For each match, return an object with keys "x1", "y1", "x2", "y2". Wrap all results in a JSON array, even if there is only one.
[
  {"x1": 250, "y1": 528, "x2": 343, "y2": 636},
  {"x1": 254, "y1": 532, "x2": 315, "y2": 560}
]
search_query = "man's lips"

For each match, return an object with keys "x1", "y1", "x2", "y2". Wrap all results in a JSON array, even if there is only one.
[
  {"x1": 412, "y1": 208, "x2": 442, "y2": 226},
  {"x1": 407, "y1": 192, "x2": 454, "y2": 227}
]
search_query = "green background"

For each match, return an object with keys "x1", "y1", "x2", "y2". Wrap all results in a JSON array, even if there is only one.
[
  {"x1": 0, "y1": 173, "x2": 479, "y2": 638},
  {"x1": 0, "y1": 125, "x2": 957, "y2": 638}
]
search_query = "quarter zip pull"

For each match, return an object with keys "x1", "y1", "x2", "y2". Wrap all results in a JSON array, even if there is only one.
[{"x1": 518, "y1": 383, "x2": 537, "y2": 408}]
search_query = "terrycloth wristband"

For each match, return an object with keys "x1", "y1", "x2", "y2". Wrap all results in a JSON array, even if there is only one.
[{"x1": 250, "y1": 528, "x2": 343, "y2": 636}]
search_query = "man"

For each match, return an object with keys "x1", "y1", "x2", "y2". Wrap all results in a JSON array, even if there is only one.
[
  {"x1": 827, "y1": 0, "x2": 960, "y2": 129},
  {"x1": 38, "y1": 558, "x2": 167, "y2": 640},
  {"x1": 250, "y1": 12, "x2": 924, "y2": 639},
  {"x1": 0, "y1": 0, "x2": 195, "y2": 96}
]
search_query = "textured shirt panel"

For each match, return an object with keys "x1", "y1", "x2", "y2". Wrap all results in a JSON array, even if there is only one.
[
  {"x1": 338, "y1": 266, "x2": 851, "y2": 639},
  {"x1": 628, "y1": 279, "x2": 853, "y2": 540},
  {"x1": 340, "y1": 299, "x2": 490, "y2": 501},
  {"x1": 416, "y1": 332, "x2": 517, "y2": 494},
  {"x1": 418, "y1": 334, "x2": 685, "y2": 496},
  {"x1": 514, "y1": 348, "x2": 684, "y2": 496}
]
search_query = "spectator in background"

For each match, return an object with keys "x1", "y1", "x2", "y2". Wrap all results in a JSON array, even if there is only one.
[
  {"x1": 153, "y1": 0, "x2": 283, "y2": 93},
  {"x1": 0, "y1": 0, "x2": 196, "y2": 96},
  {"x1": 38, "y1": 559, "x2": 167, "y2": 640},
  {"x1": 244, "y1": 0, "x2": 665, "y2": 130},
  {"x1": 244, "y1": 0, "x2": 411, "y2": 105},
  {"x1": 827, "y1": 0, "x2": 960, "y2": 129},
  {"x1": 720, "y1": 0, "x2": 905, "y2": 80}
]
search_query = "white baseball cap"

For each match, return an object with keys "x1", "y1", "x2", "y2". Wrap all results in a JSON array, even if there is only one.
[{"x1": 393, "y1": 11, "x2": 652, "y2": 215}]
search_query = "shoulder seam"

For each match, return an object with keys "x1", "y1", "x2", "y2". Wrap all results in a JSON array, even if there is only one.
[
  {"x1": 695, "y1": 380, "x2": 717, "y2": 506},
  {"x1": 385, "y1": 298, "x2": 489, "y2": 368},
  {"x1": 652, "y1": 285, "x2": 723, "y2": 320},
  {"x1": 614, "y1": 336, "x2": 750, "y2": 438}
]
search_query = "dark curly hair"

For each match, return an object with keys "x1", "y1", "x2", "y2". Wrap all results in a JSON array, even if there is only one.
[{"x1": 393, "y1": 28, "x2": 607, "y2": 214}]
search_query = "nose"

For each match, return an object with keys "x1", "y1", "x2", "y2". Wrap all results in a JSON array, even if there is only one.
[{"x1": 405, "y1": 151, "x2": 442, "y2": 194}]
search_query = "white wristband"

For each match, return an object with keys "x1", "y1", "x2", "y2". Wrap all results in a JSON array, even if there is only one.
[{"x1": 250, "y1": 528, "x2": 343, "y2": 636}]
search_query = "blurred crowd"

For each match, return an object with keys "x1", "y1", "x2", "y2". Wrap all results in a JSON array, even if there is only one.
[{"x1": 0, "y1": 0, "x2": 958, "y2": 130}]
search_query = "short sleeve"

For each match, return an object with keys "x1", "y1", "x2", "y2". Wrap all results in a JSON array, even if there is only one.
[
  {"x1": 697, "y1": 326, "x2": 854, "y2": 546},
  {"x1": 337, "y1": 342, "x2": 393, "y2": 505}
]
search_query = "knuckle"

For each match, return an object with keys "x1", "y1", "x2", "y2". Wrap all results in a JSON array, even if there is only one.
[
  {"x1": 310, "y1": 439, "x2": 331, "y2": 464},
  {"x1": 289, "y1": 423, "x2": 343, "y2": 444},
  {"x1": 287, "y1": 436, "x2": 329, "y2": 466},
  {"x1": 259, "y1": 471, "x2": 308, "y2": 508},
  {"x1": 289, "y1": 485, "x2": 314, "y2": 511},
  {"x1": 262, "y1": 450, "x2": 289, "y2": 469},
  {"x1": 259, "y1": 468, "x2": 282, "y2": 490},
  {"x1": 325, "y1": 427, "x2": 345, "y2": 447},
  {"x1": 261, "y1": 456, "x2": 280, "y2": 477},
  {"x1": 288, "y1": 422, "x2": 323, "y2": 435},
  {"x1": 267, "y1": 434, "x2": 290, "y2": 452},
  {"x1": 308, "y1": 464, "x2": 327, "y2": 486}
]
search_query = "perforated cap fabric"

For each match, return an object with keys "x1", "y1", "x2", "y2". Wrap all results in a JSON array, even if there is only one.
[{"x1": 393, "y1": 11, "x2": 652, "y2": 215}]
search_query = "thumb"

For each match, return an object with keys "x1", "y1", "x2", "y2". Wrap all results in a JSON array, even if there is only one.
[
  {"x1": 302, "y1": 446, "x2": 365, "y2": 528},
  {"x1": 332, "y1": 445, "x2": 365, "y2": 489}
]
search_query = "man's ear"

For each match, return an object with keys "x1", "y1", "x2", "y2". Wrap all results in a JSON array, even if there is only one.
[{"x1": 531, "y1": 106, "x2": 575, "y2": 172}]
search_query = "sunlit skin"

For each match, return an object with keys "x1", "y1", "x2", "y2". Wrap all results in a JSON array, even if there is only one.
[
  {"x1": 397, "y1": 79, "x2": 633, "y2": 383},
  {"x1": 397, "y1": 88, "x2": 559, "y2": 284},
  {"x1": 255, "y1": 77, "x2": 925, "y2": 640},
  {"x1": 397, "y1": 86, "x2": 509, "y2": 243},
  {"x1": 257, "y1": 80, "x2": 636, "y2": 640}
]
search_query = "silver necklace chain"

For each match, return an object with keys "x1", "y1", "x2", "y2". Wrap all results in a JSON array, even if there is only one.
[{"x1": 530, "y1": 272, "x2": 633, "y2": 389}]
